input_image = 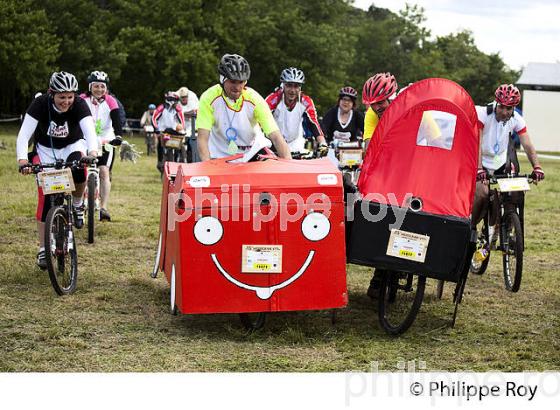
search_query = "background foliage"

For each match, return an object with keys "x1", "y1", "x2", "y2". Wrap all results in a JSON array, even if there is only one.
[{"x1": 0, "y1": 0, "x2": 518, "y2": 116}]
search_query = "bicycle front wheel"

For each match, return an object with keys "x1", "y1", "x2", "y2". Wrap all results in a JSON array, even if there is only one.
[
  {"x1": 86, "y1": 173, "x2": 96, "y2": 244},
  {"x1": 239, "y1": 313, "x2": 266, "y2": 331},
  {"x1": 378, "y1": 271, "x2": 426, "y2": 335},
  {"x1": 502, "y1": 212, "x2": 523, "y2": 292},
  {"x1": 470, "y1": 213, "x2": 491, "y2": 275},
  {"x1": 44, "y1": 206, "x2": 78, "y2": 295}
]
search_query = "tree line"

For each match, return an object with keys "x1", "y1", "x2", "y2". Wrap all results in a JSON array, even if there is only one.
[{"x1": 0, "y1": 0, "x2": 518, "y2": 118}]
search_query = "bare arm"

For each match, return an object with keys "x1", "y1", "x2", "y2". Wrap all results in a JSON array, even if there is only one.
[
  {"x1": 268, "y1": 130, "x2": 291, "y2": 159},
  {"x1": 518, "y1": 131, "x2": 541, "y2": 168},
  {"x1": 197, "y1": 128, "x2": 211, "y2": 161}
]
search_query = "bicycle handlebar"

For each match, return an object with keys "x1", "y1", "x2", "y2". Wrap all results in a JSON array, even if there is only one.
[
  {"x1": 490, "y1": 173, "x2": 534, "y2": 184},
  {"x1": 291, "y1": 150, "x2": 317, "y2": 160},
  {"x1": 20, "y1": 159, "x2": 92, "y2": 174}
]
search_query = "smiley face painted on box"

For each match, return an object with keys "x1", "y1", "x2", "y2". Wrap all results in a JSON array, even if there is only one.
[{"x1": 191, "y1": 211, "x2": 332, "y2": 300}]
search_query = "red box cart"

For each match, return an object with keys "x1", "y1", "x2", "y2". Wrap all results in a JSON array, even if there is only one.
[{"x1": 152, "y1": 155, "x2": 348, "y2": 329}]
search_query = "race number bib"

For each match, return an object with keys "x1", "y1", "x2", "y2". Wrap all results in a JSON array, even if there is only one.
[
  {"x1": 386, "y1": 229, "x2": 430, "y2": 263},
  {"x1": 38, "y1": 168, "x2": 75, "y2": 195},
  {"x1": 242, "y1": 245, "x2": 282, "y2": 273}
]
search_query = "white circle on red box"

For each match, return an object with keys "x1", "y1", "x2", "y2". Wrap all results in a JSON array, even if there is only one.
[
  {"x1": 194, "y1": 216, "x2": 223, "y2": 245},
  {"x1": 301, "y1": 212, "x2": 330, "y2": 241}
]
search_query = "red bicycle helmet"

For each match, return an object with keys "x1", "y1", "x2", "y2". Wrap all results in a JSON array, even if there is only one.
[
  {"x1": 362, "y1": 72, "x2": 398, "y2": 105},
  {"x1": 339, "y1": 86, "x2": 358, "y2": 99},
  {"x1": 495, "y1": 84, "x2": 521, "y2": 106}
]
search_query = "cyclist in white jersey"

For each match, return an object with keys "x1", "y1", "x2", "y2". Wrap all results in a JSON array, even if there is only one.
[
  {"x1": 177, "y1": 86, "x2": 200, "y2": 162},
  {"x1": 80, "y1": 70, "x2": 123, "y2": 221},
  {"x1": 472, "y1": 84, "x2": 544, "y2": 225},
  {"x1": 197, "y1": 54, "x2": 290, "y2": 161},
  {"x1": 265, "y1": 67, "x2": 328, "y2": 156}
]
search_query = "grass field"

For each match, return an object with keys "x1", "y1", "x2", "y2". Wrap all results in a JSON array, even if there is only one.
[{"x1": 0, "y1": 125, "x2": 558, "y2": 372}]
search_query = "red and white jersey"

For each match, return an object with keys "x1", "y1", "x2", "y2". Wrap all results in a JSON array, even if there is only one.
[
  {"x1": 265, "y1": 88, "x2": 323, "y2": 151},
  {"x1": 152, "y1": 103, "x2": 185, "y2": 132},
  {"x1": 476, "y1": 102, "x2": 527, "y2": 171}
]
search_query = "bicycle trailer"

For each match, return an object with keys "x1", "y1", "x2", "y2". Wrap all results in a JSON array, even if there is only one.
[
  {"x1": 154, "y1": 155, "x2": 348, "y2": 320},
  {"x1": 347, "y1": 78, "x2": 480, "y2": 329},
  {"x1": 348, "y1": 78, "x2": 478, "y2": 335}
]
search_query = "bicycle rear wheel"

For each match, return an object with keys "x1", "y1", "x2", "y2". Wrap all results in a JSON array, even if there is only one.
[
  {"x1": 86, "y1": 173, "x2": 96, "y2": 244},
  {"x1": 44, "y1": 206, "x2": 78, "y2": 295},
  {"x1": 378, "y1": 271, "x2": 426, "y2": 335},
  {"x1": 502, "y1": 212, "x2": 523, "y2": 292}
]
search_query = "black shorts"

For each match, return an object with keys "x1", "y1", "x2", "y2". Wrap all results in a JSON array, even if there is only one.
[{"x1": 97, "y1": 145, "x2": 116, "y2": 170}]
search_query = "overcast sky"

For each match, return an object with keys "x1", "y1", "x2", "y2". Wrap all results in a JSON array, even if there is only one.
[{"x1": 354, "y1": 0, "x2": 560, "y2": 71}]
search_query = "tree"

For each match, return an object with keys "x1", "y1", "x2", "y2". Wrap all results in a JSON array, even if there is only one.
[{"x1": 0, "y1": 0, "x2": 59, "y2": 113}]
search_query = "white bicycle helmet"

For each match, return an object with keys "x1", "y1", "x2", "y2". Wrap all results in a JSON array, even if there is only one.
[
  {"x1": 280, "y1": 67, "x2": 305, "y2": 84},
  {"x1": 49, "y1": 71, "x2": 78, "y2": 93}
]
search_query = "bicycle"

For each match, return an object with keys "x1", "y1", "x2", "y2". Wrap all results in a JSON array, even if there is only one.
[
  {"x1": 470, "y1": 173, "x2": 533, "y2": 292},
  {"x1": 183, "y1": 113, "x2": 199, "y2": 163},
  {"x1": 144, "y1": 125, "x2": 156, "y2": 156},
  {"x1": 83, "y1": 162, "x2": 100, "y2": 244},
  {"x1": 331, "y1": 139, "x2": 363, "y2": 186},
  {"x1": 158, "y1": 128, "x2": 187, "y2": 177},
  {"x1": 28, "y1": 159, "x2": 91, "y2": 295}
]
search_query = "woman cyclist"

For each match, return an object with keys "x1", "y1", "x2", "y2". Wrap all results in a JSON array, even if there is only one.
[
  {"x1": 321, "y1": 86, "x2": 364, "y2": 144},
  {"x1": 80, "y1": 70, "x2": 124, "y2": 222},
  {"x1": 16, "y1": 71, "x2": 98, "y2": 269}
]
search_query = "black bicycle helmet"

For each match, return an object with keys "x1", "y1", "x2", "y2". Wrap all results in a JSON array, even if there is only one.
[
  {"x1": 218, "y1": 54, "x2": 251, "y2": 81},
  {"x1": 87, "y1": 70, "x2": 110, "y2": 85}
]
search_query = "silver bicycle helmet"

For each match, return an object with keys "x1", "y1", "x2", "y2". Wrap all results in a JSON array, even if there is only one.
[
  {"x1": 280, "y1": 67, "x2": 305, "y2": 84},
  {"x1": 49, "y1": 71, "x2": 78, "y2": 93},
  {"x1": 218, "y1": 54, "x2": 251, "y2": 81}
]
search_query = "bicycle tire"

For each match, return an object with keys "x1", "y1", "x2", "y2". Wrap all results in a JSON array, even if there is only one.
[
  {"x1": 470, "y1": 213, "x2": 491, "y2": 275},
  {"x1": 502, "y1": 212, "x2": 523, "y2": 292},
  {"x1": 378, "y1": 271, "x2": 426, "y2": 335},
  {"x1": 146, "y1": 135, "x2": 154, "y2": 156},
  {"x1": 164, "y1": 149, "x2": 175, "y2": 163},
  {"x1": 44, "y1": 206, "x2": 78, "y2": 296},
  {"x1": 86, "y1": 173, "x2": 96, "y2": 244},
  {"x1": 239, "y1": 313, "x2": 266, "y2": 331}
]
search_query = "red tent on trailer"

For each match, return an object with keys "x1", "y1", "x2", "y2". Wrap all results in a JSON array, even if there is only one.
[
  {"x1": 349, "y1": 78, "x2": 480, "y2": 281},
  {"x1": 358, "y1": 77, "x2": 479, "y2": 218}
]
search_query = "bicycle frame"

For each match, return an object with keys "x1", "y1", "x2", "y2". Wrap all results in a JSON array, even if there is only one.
[{"x1": 489, "y1": 174, "x2": 530, "y2": 252}]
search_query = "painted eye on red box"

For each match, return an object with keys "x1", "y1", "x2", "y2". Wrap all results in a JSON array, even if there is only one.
[
  {"x1": 194, "y1": 216, "x2": 223, "y2": 245},
  {"x1": 301, "y1": 212, "x2": 330, "y2": 241}
]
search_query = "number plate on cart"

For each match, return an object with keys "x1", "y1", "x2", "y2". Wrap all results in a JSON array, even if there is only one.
[
  {"x1": 242, "y1": 245, "x2": 282, "y2": 273},
  {"x1": 496, "y1": 177, "x2": 530, "y2": 192},
  {"x1": 386, "y1": 229, "x2": 430, "y2": 263},
  {"x1": 38, "y1": 168, "x2": 75, "y2": 195},
  {"x1": 338, "y1": 149, "x2": 363, "y2": 167}
]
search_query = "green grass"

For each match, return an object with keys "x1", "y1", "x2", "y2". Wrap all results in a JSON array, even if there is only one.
[{"x1": 0, "y1": 126, "x2": 558, "y2": 372}]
